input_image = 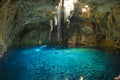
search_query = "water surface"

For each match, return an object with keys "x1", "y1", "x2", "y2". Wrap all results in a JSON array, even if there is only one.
[{"x1": 0, "y1": 46, "x2": 120, "y2": 80}]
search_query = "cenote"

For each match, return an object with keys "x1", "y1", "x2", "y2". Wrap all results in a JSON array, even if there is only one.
[
  {"x1": 0, "y1": 0, "x2": 120, "y2": 80},
  {"x1": 0, "y1": 46, "x2": 120, "y2": 80}
]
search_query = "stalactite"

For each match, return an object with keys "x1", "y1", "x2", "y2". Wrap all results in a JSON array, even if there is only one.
[
  {"x1": 49, "y1": 0, "x2": 77, "y2": 45},
  {"x1": 57, "y1": 2, "x2": 62, "y2": 44},
  {"x1": 64, "y1": 0, "x2": 74, "y2": 20},
  {"x1": 49, "y1": 20, "x2": 53, "y2": 43},
  {"x1": 54, "y1": 16, "x2": 57, "y2": 26},
  {"x1": 50, "y1": 20, "x2": 53, "y2": 31}
]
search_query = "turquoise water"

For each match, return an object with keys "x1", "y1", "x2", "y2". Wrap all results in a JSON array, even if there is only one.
[{"x1": 0, "y1": 46, "x2": 120, "y2": 80}]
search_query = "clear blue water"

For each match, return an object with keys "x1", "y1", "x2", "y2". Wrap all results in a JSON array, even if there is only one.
[{"x1": 0, "y1": 46, "x2": 120, "y2": 80}]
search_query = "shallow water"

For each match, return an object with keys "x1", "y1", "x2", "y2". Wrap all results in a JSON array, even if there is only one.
[{"x1": 0, "y1": 46, "x2": 120, "y2": 80}]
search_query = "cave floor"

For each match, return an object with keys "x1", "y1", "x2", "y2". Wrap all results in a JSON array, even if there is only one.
[{"x1": 0, "y1": 46, "x2": 120, "y2": 80}]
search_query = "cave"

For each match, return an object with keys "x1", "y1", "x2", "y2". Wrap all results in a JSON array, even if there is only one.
[{"x1": 0, "y1": 0, "x2": 120, "y2": 80}]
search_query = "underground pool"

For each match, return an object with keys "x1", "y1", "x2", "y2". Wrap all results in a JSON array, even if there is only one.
[{"x1": 0, "y1": 45, "x2": 120, "y2": 80}]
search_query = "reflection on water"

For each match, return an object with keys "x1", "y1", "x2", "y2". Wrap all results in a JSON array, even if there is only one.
[{"x1": 0, "y1": 46, "x2": 120, "y2": 80}]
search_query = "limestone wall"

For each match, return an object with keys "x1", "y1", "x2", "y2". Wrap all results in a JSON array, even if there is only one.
[{"x1": 0, "y1": 0, "x2": 120, "y2": 55}]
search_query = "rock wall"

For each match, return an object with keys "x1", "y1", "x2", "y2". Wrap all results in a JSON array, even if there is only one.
[
  {"x1": 66, "y1": 0, "x2": 120, "y2": 49},
  {"x1": 92, "y1": 2, "x2": 120, "y2": 49},
  {"x1": 0, "y1": 0, "x2": 18, "y2": 56},
  {"x1": 0, "y1": 0, "x2": 59, "y2": 50},
  {"x1": 0, "y1": 0, "x2": 120, "y2": 55}
]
